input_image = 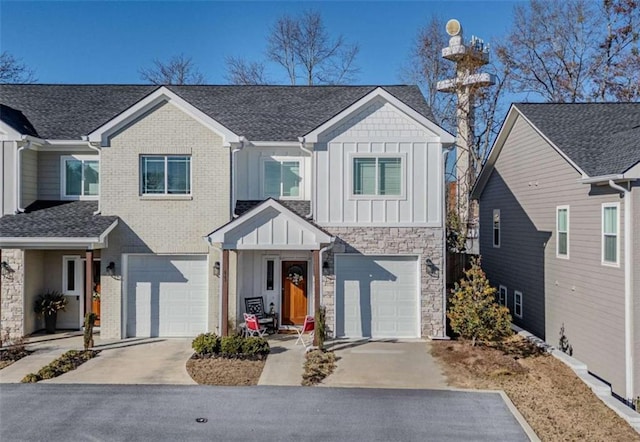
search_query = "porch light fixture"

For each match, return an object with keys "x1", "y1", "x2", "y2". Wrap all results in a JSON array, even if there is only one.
[
  {"x1": 322, "y1": 260, "x2": 329, "y2": 275},
  {"x1": 425, "y1": 258, "x2": 439, "y2": 276},
  {"x1": 213, "y1": 261, "x2": 220, "y2": 277},
  {"x1": 106, "y1": 261, "x2": 116, "y2": 277},
  {"x1": 1, "y1": 261, "x2": 15, "y2": 278}
]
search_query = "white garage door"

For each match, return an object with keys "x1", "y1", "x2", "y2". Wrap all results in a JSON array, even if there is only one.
[
  {"x1": 126, "y1": 255, "x2": 208, "y2": 337},
  {"x1": 335, "y1": 255, "x2": 419, "y2": 338}
]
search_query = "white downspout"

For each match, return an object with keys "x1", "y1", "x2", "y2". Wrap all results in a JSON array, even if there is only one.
[
  {"x1": 298, "y1": 137, "x2": 313, "y2": 218},
  {"x1": 438, "y1": 146, "x2": 453, "y2": 339},
  {"x1": 608, "y1": 179, "x2": 633, "y2": 402},
  {"x1": 15, "y1": 139, "x2": 32, "y2": 213},
  {"x1": 85, "y1": 140, "x2": 102, "y2": 215},
  {"x1": 318, "y1": 238, "x2": 336, "y2": 312},
  {"x1": 230, "y1": 137, "x2": 245, "y2": 219}
]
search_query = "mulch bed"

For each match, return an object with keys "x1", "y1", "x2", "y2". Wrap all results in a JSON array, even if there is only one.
[
  {"x1": 0, "y1": 346, "x2": 33, "y2": 370},
  {"x1": 186, "y1": 355, "x2": 266, "y2": 386},
  {"x1": 431, "y1": 336, "x2": 640, "y2": 441}
]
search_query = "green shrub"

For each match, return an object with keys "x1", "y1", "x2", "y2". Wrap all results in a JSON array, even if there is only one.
[
  {"x1": 448, "y1": 256, "x2": 513, "y2": 346},
  {"x1": 21, "y1": 373, "x2": 40, "y2": 383},
  {"x1": 220, "y1": 335, "x2": 244, "y2": 355},
  {"x1": 20, "y1": 350, "x2": 98, "y2": 383},
  {"x1": 241, "y1": 337, "x2": 270, "y2": 356},
  {"x1": 192, "y1": 333, "x2": 221, "y2": 355}
]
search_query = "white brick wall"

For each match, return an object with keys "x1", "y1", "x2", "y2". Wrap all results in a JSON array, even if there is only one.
[{"x1": 99, "y1": 102, "x2": 230, "y2": 338}]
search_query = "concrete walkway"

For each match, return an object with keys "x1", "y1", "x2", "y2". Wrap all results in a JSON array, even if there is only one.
[
  {"x1": 322, "y1": 339, "x2": 448, "y2": 389},
  {"x1": 258, "y1": 335, "x2": 306, "y2": 386},
  {"x1": 0, "y1": 333, "x2": 195, "y2": 385}
]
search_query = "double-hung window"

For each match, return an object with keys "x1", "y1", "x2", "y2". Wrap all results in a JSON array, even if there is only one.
[
  {"x1": 140, "y1": 155, "x2": 191, "y2": 195},
  {"x1": 514, "y1": 291, "x2": 523, "y2": 318},
  {"x1": 263, "y1": 159, "x2": 301, "y2": 199},
  {"x1": 498, "y1": 285, "x2": 507, "y2": 307},
  {"x1": 352, "y1": 156, "x2": 403, "y2": 197},
  {"x1": 602, "y1": 203, "x2": 619, "y2": 265},
  {"x1": 61, "y1": 155, "x2": 99, "y2": 199},
  {"x1": 556, "y1": 206, "x2": 569, "y2": 258},
  {"x1": 492, "y1": 209, "x2": 501, "y2": 248}
]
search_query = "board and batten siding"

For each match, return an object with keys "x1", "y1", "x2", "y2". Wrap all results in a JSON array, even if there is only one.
[
  {"x1": 479, "y1": 114, "x2": 627, "y2": 397},
  {"x1": 37, "y1": 150, "x2": 98, "y2": 200},
  {"x1": 315, "y1": 99, "x2": 442, "y2": 226},
  {"x1": 235, "y1": 147, "x2": 311, "y2": 201}
]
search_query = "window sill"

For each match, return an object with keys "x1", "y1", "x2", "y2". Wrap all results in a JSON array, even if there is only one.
[{"x1": 140, "y1": 195, "x2": 193, "y2": 201}]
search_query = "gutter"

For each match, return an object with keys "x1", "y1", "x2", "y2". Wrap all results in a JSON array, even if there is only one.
[
  {"x1": 298, "y1": 137, "x2": 314, "y2": 219},
  {"x1": 436, "y1": 146, "x2": 454, "y2": 339},
  {"x1": 15, "y1": 138, "x2": 33, "y2": 213},
  {"x1": 607, "y1": 179, "x2": 634, "y2": 402},
  {"x1": 230, "y1": 137, "x2": 246, "y2": 219},
  {"x1": 82, "y1": 138, "x2": 102, "y2": 215},
  {"x1": 318, "y1": 238, "x2": 336, "y2": 313}
]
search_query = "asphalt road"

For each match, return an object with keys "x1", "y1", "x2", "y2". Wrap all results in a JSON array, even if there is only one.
[{"x1": 0, "y1": 385, "x2": 531, "y2": 441}]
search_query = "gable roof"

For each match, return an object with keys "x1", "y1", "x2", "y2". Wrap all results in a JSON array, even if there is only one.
[
  {"x1": 0, "y1": 84, "x2": 436, "y2": 142},
  {"x1": 472, "y1": 102, "x2": 640, "y2": 199}
]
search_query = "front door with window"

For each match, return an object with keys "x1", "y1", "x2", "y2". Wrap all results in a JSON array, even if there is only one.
[
  {"x1": 59, "y1": 257, "x2": 100, "y2": 329},
  {"x1": 281, "y1": 261, "x2": 308, "y2": 326}
]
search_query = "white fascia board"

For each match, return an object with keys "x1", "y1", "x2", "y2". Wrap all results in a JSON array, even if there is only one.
[
  {"x1": 0, "y1": 237, "x2": 104, "y2": 249},
  {"x1": 250, "y1": 141, "x2": 304, "y2": 148},
  {"x1": 303, "y1": 87, "x2": 455, "y2": 144},
  {"x1": 98, "y1": 220, "x2": 119, "y2": 243},
  {"x1": 21, "y1": 136, "x2": 98, "y2": 152},
  {"x1": 226, "y1": 243, "x2": 321, "y2": 251},
  {"x1": 207, "y1": 198, "x2": 331, "y2": 245},
  {"x1": 87, "y1": 86, "x2": 241, "y2": 147}
]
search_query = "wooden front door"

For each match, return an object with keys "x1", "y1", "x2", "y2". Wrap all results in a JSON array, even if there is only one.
[{"x1": 281, "y1": 261, "x2": 308, "y2": 326}]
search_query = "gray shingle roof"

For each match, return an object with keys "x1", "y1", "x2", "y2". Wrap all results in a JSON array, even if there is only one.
[
  {"x1": 0, "y1": 84, "x2": 435, "y2": 142},
  {"x1": 235, "y1": 200, "x2": 311, "y2": 218},
  {"x1": 515, "y1": 103, "x2": 640, "y2": 176},
  {"x1": 0, "y1": 201, "x2": 118, "y2": 238}
]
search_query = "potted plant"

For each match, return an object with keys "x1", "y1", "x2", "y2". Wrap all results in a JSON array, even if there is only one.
[
  {"x1": 92, "y1": 287, "x2": 101, "y2": 326},
  {"x1": 34, "y1": 290, "x2": 67, "y2": 334}
]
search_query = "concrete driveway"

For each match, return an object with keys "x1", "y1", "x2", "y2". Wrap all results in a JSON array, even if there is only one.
[
  {"x1": 44, "y1": 337, "x2": 196, "y2": 385},
  {"x1": 322, "y1": 339, "x2": 448, "y2": 389}
]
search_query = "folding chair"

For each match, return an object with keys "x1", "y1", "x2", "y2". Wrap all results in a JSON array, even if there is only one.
[
  {"x1": 295, "y1": 315, "x2": 315, "y2": 346},
  {"x1": 244, "y1": 313, "x2": 268, "y2": 337}
]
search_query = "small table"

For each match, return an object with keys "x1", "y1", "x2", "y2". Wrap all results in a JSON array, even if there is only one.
[{"x1": 265, "y1": 314, "x2": 278, "y2": 334}]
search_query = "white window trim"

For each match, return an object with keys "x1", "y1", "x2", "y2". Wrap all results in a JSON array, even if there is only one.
[
  {"x1": 601, "y1": 202, "x2": 620, "y2": 267},
  {"x1": 492, "y1": 209, "x2": 501, "y2": 248},
  {"x1": 260, "y1": 157, "x2": 304, "y2": 200},
  {"x1": 498, "y1": 285, "x2": 507, "y2": 307},
  {"x1": 514, "y1": 290, "x2": 523, "y2": 318},
  {"x1": 348, "y1": 152, "x2": 407, "y2": 200},
  {"x1": 60, "y1": 155, "x2": 99, "y2": 200},
  {"x1": 556, "y1": 205, "x2": 570, "y2": 259},
  {"x1": 139, "y1": 155, "x2": 192, "y2": 196}
]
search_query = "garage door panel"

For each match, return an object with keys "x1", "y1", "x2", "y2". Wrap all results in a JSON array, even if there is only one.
[
  {"x1": 336, "y1": 255, "x2": 418, "y2": 339},
  {"x1": 127, "y1": 255, "x2": 208, "y2": 338}
]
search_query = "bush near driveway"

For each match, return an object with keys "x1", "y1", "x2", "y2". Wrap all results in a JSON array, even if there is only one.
[
  {"x1": 302, "y1": 349, "x2": 336, "y2": 386},
  {"x1": 21, "y1": 350, "x2": 99, "y2": 383},
  {"x1": 192, "y1": 333, "x2": 270, "y2": 360}
]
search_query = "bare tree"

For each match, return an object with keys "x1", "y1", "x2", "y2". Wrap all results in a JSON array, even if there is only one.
[
  {"x1": 0, "y1": 51, "x2": 37, "y2": 83},
  {"x1": 139, "y1": 54, "x2": 206, "y2": 85},
  {"x1": 227, "y1": 10, "x2": 359, "y2": 85},
  {"x1": 496, "y1": 0, "x2": 640, "y2": 102},
  {"x1": 225, "y1": 56, "x2": 269, "y2": 85}
]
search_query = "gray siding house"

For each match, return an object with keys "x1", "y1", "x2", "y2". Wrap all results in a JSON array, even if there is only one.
[
  {"x1": 0, "y1": 84, "x2": 454, "y2": 343},
  {"x1": 472, "y1": 103, "x2": 640, "y2": 404}
]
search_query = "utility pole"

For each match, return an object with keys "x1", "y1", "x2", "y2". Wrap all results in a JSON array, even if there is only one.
[{"x1": 437, "y1": 19, "x2": 494, "y2": 252}]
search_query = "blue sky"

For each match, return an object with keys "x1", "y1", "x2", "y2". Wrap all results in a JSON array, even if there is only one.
[{"x1": 1, "y1": 0, "x2": 520, "y2": 84}]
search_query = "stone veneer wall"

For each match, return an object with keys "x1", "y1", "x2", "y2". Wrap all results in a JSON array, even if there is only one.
[
  {"x1": 321, "y1": 227, "x2": 445, "y2": 339},
  {"x1": 0, "y1": 249, "x2": 24, "y2": 341}
]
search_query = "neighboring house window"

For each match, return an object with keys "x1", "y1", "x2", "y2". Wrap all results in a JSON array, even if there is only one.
[
  {"x1": 498, "y1": 285, "x2": 507, "y2": 307},
  {"x1": 514, "y1": 291, "x2": 523, "y2": 318},
  {"x1": 140, "y1": 155, "x2": 191, "y2": 195},
  {"x1": 61, "y1": 155, "x2": 99, "y2": 199},
  {"x1": 263, "y1": 160, "x2": 301, "y2": 199},
  {"x1": 602, "y1": 203, "x2": 619, "y2": 265},
  {"x1": 556, "y1": 206, "x2": 569, "y2": 258},
  {"x1": 493, "y1": 209, "x2": 501, "y2": 248},
  {"x1": 352, "y1": 156, "x2": 403, "y2": 197}
]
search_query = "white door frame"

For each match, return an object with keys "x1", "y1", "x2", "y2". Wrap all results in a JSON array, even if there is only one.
[{"x1": 61, "y1": 255, "x2": 84, "y2": 328}]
